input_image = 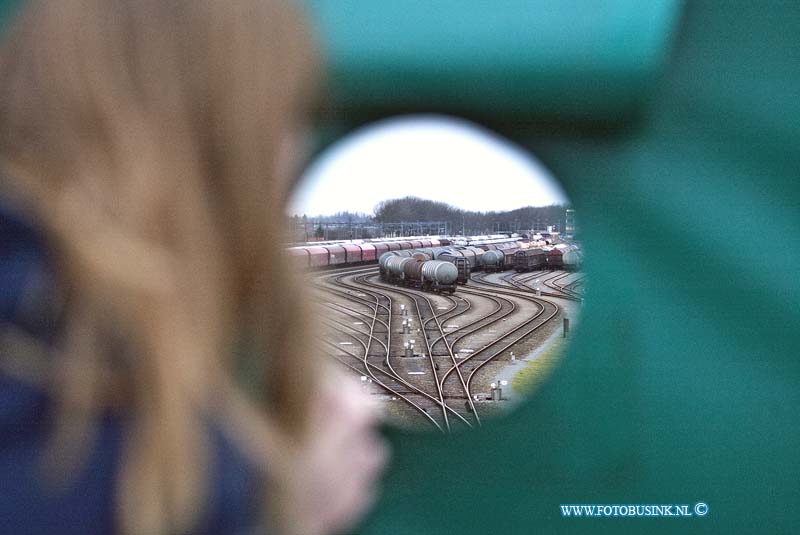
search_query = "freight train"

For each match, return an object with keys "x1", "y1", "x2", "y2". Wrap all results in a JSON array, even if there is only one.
[
  {"x1": 288, "y1": 237, "x2": 581, "y2": 279},
  {"x1": 543, "y1": 244, "x2": 583, "y2": 270},
  {"x1": 376, "y1": 247, "x2": 470, "y2": 285},
  {"x1": 433, "y1": 248, "x2": 478, "y2": 284},
  {"x1": 288, "y1": 237, "x2": 443, "y2": 269},
  {"x1": 512, "y1": 245, "x2": 583, "y2": 272},
  {"x1": 379, "y1": 253, "x2": 459, "y2": 293},
  {"x1": 481, "y1": 243, "x2": 520, "y2": 272}
]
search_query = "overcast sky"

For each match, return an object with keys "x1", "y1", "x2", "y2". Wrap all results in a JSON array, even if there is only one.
[{"x1": 287, "y1": 116, "x2": 568, "y2": 217}]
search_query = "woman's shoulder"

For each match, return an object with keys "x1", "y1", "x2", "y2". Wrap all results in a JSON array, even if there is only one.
[
  {"x1": 0, "y1": 198, "x2": 55, "y2": 338},
  {"x1": 0, "y1": 199, "x2": 264, "y2": 535}
]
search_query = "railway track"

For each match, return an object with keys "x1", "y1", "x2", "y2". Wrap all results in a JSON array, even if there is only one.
[
  {"x1": 455, "y1": 274, "x2": 561, "y2": 396},
  {"x1": 545, "y1": 271, "x2": 586, "y2": 299},
  {"x1": 352, "y1": 272, "x2": 473, "y2": 431},
  {"x1": 313, "y1": 266, "x2": 472, "y2": 431},
  {"x1": 312, "y1": 264, "x2": 576, "y2": 430},
  {"x1": 478, "y1": 269, "x2": 585, "y2": 302}
]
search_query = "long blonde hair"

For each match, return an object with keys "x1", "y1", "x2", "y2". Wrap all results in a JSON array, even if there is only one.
[{"x1": 0, "y1": 0, "x2": 318, "y2": 533}]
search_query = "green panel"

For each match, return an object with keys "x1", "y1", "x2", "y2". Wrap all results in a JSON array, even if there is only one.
[
  {"x1": 0, "y1": 0, "x2": 22, "y2": 35},
  {"x1": 322, "y1": 2, "x2": 799, "y2": 534},
  {"x1": 308, "y1": 0, "x2": 681, "y2": 122}
]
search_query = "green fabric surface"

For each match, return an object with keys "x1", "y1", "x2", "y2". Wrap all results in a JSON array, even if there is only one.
[
  {"x1": 305, "y1": 1, "x2": 799, "y2": 534},
  {"x1": 309, "y1": 0, "x2": 681, "y2": 123},
  {"x1": 2, "y1": 0, "x2": 795, "y2": 532},
  {"x1": 0, "y1": 0, "x2": 22, "y2": 35}
]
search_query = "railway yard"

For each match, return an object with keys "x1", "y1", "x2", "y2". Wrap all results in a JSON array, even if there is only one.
[{"x1": 312, "y1": 260, "x2": 584, "y2": 430}]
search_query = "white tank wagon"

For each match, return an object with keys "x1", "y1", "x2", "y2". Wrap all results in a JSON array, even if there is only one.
[
  {"x1": 430, "y1": 248, "x2": 471, "y2": 285},
  {"x1": 561, "y1": 246, "x2": 583, "y2": 270},
  {"x1": 431, "y1": 247, "x2": 454, "y2": 260},
  {"x1": 422, "y1": 260, "x2": 458, "y2": 286},
  {"x1": 379, "y1": 251, "x2": 399, "y2": 267},
  {"x1": 414, "y1": 247, "x2": 439, "y2": 258},
  {"x1": 482, "y1": 249, "x2": 506, "y2": 272},
  {"x1": 384, "y1": 256, "x2": 414, "y2": 282},
  {"x1": 399, "y1": 260, "x2": 459, "y2": 294},
  {"x1": 377, "y1": 248, "x2": 412, "y2": 270},
  {"x1": 411, "y1": 252, "x2": 432, "y2": 261},
  {"x1": 378, "y1": 251, "x2": 400, "y2": 279}
]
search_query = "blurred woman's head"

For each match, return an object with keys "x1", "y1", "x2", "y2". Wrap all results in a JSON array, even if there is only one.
[{"x1": 0, "y1": 1, "x2": 323, "y2": 533}]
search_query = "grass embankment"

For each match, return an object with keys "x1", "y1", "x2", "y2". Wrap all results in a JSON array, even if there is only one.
[{"x1": 511, "y1": 337, "x2": 568, "y2": 395}]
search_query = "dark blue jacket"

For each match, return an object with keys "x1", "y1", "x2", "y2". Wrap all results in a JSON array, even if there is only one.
[{"x1": 0, "y1": 200, "x2": 262, "y2": 534}]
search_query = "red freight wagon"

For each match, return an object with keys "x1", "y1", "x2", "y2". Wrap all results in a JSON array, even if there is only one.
[
  {"x1": 341, "y1": 244, "x2": 363, "y2": 264},
  {"x1": 306, "y1": 246, "x2": 329, "y2": 268},
  {"x1": 372, "y1": 242, "x2": 389, "y2": 257},
  {"x1": 359, "y1": 243, "x2": 377, "y2": 262},
  {"x1": 288, "y1": 248, "x2": 309, "y2": 270},
  {"x1": 324, "y1": 245, "x2": 347, "y2": 265},
  {"x1": 546, "y1": 248, "x2": 564, "y2": 269}
]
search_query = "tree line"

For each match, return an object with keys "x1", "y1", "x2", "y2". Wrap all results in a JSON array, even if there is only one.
[
  {"x1": 287, "y1": 196, "x2": 571, "y2": 242},
  {"x1": 372, "y1": 196, "x2": 569, "y2": 234}
]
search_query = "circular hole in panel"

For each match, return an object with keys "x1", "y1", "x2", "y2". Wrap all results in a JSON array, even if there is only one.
[{"x1": 287, "y1": 115, "x2": 584, "y2": 431}]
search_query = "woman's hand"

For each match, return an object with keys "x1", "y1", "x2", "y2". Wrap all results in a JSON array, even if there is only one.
[{"x1": 287, "y1": 371, "x2": 389, "y2": 535}]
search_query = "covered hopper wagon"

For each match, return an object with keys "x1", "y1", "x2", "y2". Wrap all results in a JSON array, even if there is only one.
[{"x1": 514, "y1": 248, "x2": 547, "y2": 272}]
